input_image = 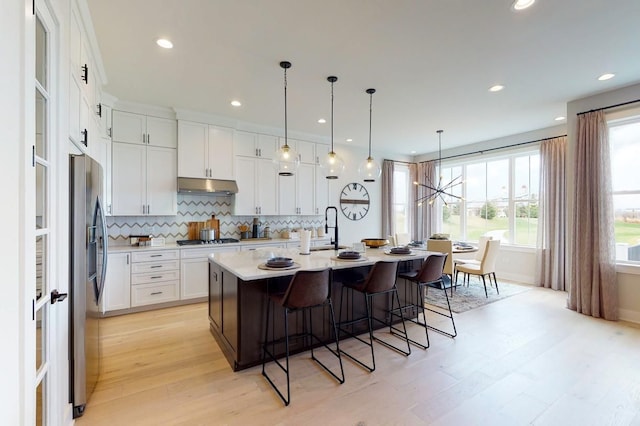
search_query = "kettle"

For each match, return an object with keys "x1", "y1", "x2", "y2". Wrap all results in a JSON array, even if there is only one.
[{"x1": 200, "y1": 228, "x2": 216, "y2": 242}]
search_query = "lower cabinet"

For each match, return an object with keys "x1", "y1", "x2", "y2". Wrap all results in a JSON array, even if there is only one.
[
  {"x1": 101, "y1": 252, "x2": 131, "y2": 313},
  {"x1": 130, "y1": 250, "x2": 180, "y2": 307},
  {"x1": 180, "y1": 246, "x2": 239, "y2": 300}
]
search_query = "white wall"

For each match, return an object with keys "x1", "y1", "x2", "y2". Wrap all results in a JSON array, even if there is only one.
[
  {"x1": 567, "y1": 82, "x2": 640, "y2": 324},
  {"x1": 0, "y1": 1, "x2": 26, "y2": 424}
]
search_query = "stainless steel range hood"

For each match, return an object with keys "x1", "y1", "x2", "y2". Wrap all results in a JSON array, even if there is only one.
[{"x1": 177, "y1": 177, "x2": 238, "y2": 195}]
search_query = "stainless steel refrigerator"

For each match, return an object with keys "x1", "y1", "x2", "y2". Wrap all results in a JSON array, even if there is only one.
[{"x1": 69, "y1": 154, "x2": 108, "y2": 418}]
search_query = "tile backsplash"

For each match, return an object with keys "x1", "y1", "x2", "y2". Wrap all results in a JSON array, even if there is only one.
[{"x1": 106, "y1": 194, "x2": 324, "y2": 245}]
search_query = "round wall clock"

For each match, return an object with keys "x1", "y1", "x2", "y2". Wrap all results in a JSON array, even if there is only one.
[{"x1": 340, "y1": 182, "x2": 370, "y2": 220}]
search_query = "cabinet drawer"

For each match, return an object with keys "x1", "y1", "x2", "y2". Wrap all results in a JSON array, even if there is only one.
[
  {"x1": 180, "y1": 246, "x2": 240, "y2": 259},
  {"x1": 131, "y1": 250, "x2": 179, "y2": 263},
  {"x1": 131, "y1": 281, "x2": 179, "y2": 307},
  {"x1": 131, "y1": 269, "x2": 180, "y2": 285},
  {"x1": 131, "y1": 260, "x2": 179, "y2": 274}
]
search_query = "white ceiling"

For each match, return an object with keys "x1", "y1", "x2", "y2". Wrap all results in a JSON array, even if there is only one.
[{"x1": 86, "y1": 0, "x2": 640, "y2": 156}]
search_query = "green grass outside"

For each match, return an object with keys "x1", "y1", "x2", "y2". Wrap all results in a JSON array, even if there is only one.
[{"x1": 442, "y1": 215, "x2": 640, "y2": 246}]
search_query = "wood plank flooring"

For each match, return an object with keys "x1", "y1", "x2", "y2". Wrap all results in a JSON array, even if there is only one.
[{"x1": 76, "y1": 286, "x2": 640, "y2": 425}]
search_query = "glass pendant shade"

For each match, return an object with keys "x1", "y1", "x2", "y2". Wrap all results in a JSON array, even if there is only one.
[
  {"x1": 321, "y1": 75, "x2": 344, "y2": 179},
  {"x1": 321, "y1": 150, "x2": 345, "y2": 179},
  {"x1": 273, "y1": 143, "x2": 300, "y2": 176},
  {"x1": 358, "y1": 156, "x2": 381, "y2": 182},
  {"x1": 275, "y1": 60, "x2": 299, "y2": 176}
]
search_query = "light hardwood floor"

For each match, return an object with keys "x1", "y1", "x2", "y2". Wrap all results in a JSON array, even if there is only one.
[{"x1": 76, "y1": 286, "x2": 640, "y2": 426}]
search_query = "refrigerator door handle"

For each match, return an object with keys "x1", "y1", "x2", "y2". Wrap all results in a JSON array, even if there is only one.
[{"x1": 96, "y1": 197, "x2": 109, "y2": 302}]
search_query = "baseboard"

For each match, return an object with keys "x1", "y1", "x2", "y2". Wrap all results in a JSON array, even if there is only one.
[
  {"x1": 619, "y1": 308, "x2": 640, "y2": 325},
  {"x1": 497, "y1": 272, "x2": 535, "y2": 285}
]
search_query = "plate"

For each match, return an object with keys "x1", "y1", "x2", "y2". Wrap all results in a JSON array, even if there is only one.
[
  {"x1": 384, "y1": 250, "x2": 416, "y2": 256},
  {"x1": 265, "y1": 257, "x2": 294, "y2": 268},
  {"x1": 258, "y1": 262, "x2": 301, "y2": 271},
  {"x1": 337, "y1": 251, "x2": 361, "y2": 260},
  {"x1": 389, "y1": 246, "x2": 411, "y2": 255},
  {"x1": 331, "y1": 256, "x2": 368, "y2": 262}
]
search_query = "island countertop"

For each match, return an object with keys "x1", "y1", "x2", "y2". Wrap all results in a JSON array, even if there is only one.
[{"x1": 208, "y1": 247, "x2": 435, "y2": 281}]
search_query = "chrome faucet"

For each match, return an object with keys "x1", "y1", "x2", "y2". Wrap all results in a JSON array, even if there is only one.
[{"x1": 325, "y1": 206, "x2": 339, "y2": 251}]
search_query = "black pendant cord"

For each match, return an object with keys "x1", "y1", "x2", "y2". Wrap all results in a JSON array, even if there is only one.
[
  {"x1": 366, "y1": 88, "x2": 376, "y2": 159},
  {"x1": 329, "y1": 77, "x2": 336, "y2": 152},
  {"x1": 280, "y1": 61, "x2": 292, "y2": 149}
]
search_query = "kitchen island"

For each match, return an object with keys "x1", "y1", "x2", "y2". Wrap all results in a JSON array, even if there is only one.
[{"x1": 208, "y1": 247, "x2": 434, "y2": 371}]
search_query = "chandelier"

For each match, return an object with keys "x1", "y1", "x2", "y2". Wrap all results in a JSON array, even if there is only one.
[{"x1": 414, "y1": 130, "x2": 463, "y2": 206}]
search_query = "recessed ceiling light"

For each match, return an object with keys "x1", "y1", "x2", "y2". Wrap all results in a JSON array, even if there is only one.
[
  {"x1": 555, "y1": 116, "x2": 566, "y2": 121},
  {"x1": 598, "y1": 73, "x2": 615, "y2": 81},
  {"x1": 231, "y1": 100, "x2": 242, "y2": 107},
  {"x1": 489, "y1": 85, "x2": 505, "y2": 92},
  {"x1": 156, "y1": 38, "x2": 173, "y2": 49},
  {"x1": 512, "y1": 0, "x2": 535, "y2": 10},
  {"x1": 346, "y1": 138, "x2": 353, "y2": 142},
  {"x1": 317, "y1": 118, "x2": 326, "y2": 124}
]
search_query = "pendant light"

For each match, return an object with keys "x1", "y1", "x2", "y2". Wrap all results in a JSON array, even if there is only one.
[
  {"x1": 274, "y1": 61, "x2": 300, "y2": 176},
  {"x1": 358, "y1": 88, "x2": 382, "y2": 182},
  {"x1": 414, "y1": 130, "x2": 463, "y2": 206},
  {"x1": 320, "y1": 76, "x2": 345, "y2": 179}
]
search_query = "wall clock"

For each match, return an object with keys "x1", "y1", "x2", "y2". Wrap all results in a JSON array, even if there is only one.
[{"x1": 340, "y1": 182, "x2": 370, "y2": 220}]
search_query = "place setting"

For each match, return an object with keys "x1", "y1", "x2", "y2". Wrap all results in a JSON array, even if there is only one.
[
  {"x1": 331, "y1": 250, "x2": 368, "y2": 262},
  {"x1": 258, "y1": 257, "x2": 301, "y2": 271},
  {"x1": 383, "y1": 246, "x2": 416, "y2": 256}
]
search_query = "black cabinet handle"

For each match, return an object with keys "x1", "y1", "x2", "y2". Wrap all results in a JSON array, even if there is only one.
[
  {"x1": 150, "y1": 291, "x2": 163, "y2": 295},
  {"x1": 81, "y1": 64, "x2": 88, "y2": 84},
  {"x1": 81, "y1": 129, "x2": 88, "y2": 147},
  {"x1": 97, "y1": 103, "x2": 102, "y2": 117}
]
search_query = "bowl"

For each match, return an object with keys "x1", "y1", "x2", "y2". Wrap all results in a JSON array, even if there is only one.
[
  {"x1": 361, "y1": 238, "x2": 390, "y2": 248},
  {"x1": 265, "y1": 257, "x2": 294, "y2": 268}
]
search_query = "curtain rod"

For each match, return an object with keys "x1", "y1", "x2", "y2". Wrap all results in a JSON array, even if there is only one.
[
  {"x1": 427, "y1": 134, "x2": 567, "y2": 162},
  {"x1": 577, "y1": 98, "x2": 640, "y2": 116}
]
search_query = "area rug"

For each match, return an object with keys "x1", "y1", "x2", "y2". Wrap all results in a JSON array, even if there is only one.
[{"x1": 424, "y1": 279, "x2": 532, "y2": 313}]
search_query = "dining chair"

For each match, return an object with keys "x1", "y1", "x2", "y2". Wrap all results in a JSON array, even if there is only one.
[
  {"x1": 453, "y1": 235, "x2": 492, "y2": 270},
  {"x1": 262, "y1": 268, "x2": 344, "y2": 406},
  {"x1": 454, "y1": 239, "x2": 501, "y2": 298},
  {"x1": 426, "y1": 239, "x2": 454, "y2": 294}
]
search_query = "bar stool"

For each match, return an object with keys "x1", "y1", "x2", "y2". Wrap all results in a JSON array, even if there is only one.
[
  {"x1": 261, "y1": 268, "x2": 344, "y2": 406},
  {"x1": 398, "y1": 252, "x2": 456, "y2": 346},
  {"x1": 338, "y1": 261, "x2": 411, "y2": 372}
]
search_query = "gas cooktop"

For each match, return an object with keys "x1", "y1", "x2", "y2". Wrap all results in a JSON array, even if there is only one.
[{"x1": 176, "y1": 238, "x2": 240, "y2": 246}]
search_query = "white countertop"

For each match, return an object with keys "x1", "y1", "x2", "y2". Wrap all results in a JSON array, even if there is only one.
[
  {"x1": 107, "y1": 237, "x2": 331, "y2": 253},
  {"x1": 208, "y1": 247, "x2": 436, "y2": 281}
]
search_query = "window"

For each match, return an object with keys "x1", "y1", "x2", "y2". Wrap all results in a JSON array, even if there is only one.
[
  {"x1": 609, "y1": 114, "x2": 640, "y2": 263},
  {"x1": 393, "y1": 164, "x2": 410, "y2": 234},
  {"x1": 440, "y1": 150, "x2": 540, "y2": 246}
]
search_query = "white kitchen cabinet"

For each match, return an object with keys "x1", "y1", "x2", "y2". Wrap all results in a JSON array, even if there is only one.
[
  {"x1": 101, "y1": 252, "x2": 131, "y2": 313},
  {"x1": 130, "y1": 249, "x2": 180, "y2": 307},
  {"x1": 278, "y1": 163, "x2": 315, "y2": 215},
  {"x1": 178, "y1": 121, "x2": 234, "y2": 179},
  {"x1": 233, "y1": 156, "x2": 278, "y2": 216},
  {"x1": 180, "y1": 246, "x2": 240, "y2": 300},
  {"x1": 111, "y1": 142, "x2": 177, "y2": 216},
  {"x1": 281, "y1": 138, "x2": 315, "y2": 164},
  {"x1": 112, "y1": 110, "x2": 177, "y2": 148},
  {"x1": 235, "y1": 132, "x2": 278, "y2": 160}
]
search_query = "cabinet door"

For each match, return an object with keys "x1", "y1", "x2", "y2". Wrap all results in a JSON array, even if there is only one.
[
  {"x1": 233, "y1": 156, "x2": 257, "y2": 215},
  {"x1": 296, "y1": 139, "x2": 316, "y2": 164},
  {"x1": 146, "y1": 146, "x2": 177, "y2": 216},
  {"x1": 146, "y1": 116, "x2": 177, "y2": 148},
  {"x1": 257, "y1": 134, "x2": 277, "y2": 159},
  {"x1": 180, "y1": 257, "x2": 209, "y2": 300},
  {"x1": 208, "y1": 125, "x2": 234, "y2": 179},
  {"x1": 112, "y1": 110, "x2": 145, "y2": 145},
  {"x1": 278, "y1": 173, "x2": 296, "y2": 215},
  {"x1": 69, "y1": 77, "x2": 82, "y2": 144},
  {"x1": 209, "y1": 262, "x2": 222, "y2": 329},
  {"x1": 111, "y1": 142, "x2": 146, "y2": 215},
  {"x1": 257, "y1": 159, "x2": 278, "y2": 215},
  {"x1": 315, "y1": 163, "x2": 329, "y2": 215},
  {"x1": 297, "y1": 163, "x2": 315, "y2": 215},
  {"x1": 101, "y1": 252, "x2": 131, "y2": 313},
  {"x1": 233, "y1": 130, "x2": 257, "y2": 157},
  {"x1": 178, "y1": 121, "x2": 208, "y2": 178}
]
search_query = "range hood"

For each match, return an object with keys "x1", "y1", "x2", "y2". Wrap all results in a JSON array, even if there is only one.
[{"x1": 177, "y1": 177, "x2": 238, "y2": 195}]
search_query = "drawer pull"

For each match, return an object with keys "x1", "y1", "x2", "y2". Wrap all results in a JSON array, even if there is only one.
[
  {"x1": 150, "y1": 265, "x2": 162, "y2": 269},
  {"x1": 150, "y1": 254, "x2": 162, "y2": 257},
  {"x1": 150, "y1": 276, "x2": 163, "y2": 279},
  {"x1": 150, "y1": 291, "x2": 163, "y2": 295}
]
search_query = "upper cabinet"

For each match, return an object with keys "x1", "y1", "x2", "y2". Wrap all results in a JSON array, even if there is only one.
[
  {"x1": 235, "y1": 132, "x2": 278, "y2": 160},
  {"x1": 112, "y1": 111, "x2": 177, "y2": 148},
  {"x1": 177, "y1": 121, "x2": 234, "y2": 179}
]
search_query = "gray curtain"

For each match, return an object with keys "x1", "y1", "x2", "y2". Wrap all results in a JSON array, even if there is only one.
[
  {"x1": 569, "y1": 110, "x2": 618, "y2": 320},
  {"x1": 381, "y1": 160, "x2": 395, "y2": 239},
  {"x1": 535, "y1": 136, "x2": 567, "y2": 290},
  {"x1": 415, "y1": 161, "x2": 437, "y2": 240},
  {"x1": 408, "y1": 162, "x2": 417, "y2": 240}
]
